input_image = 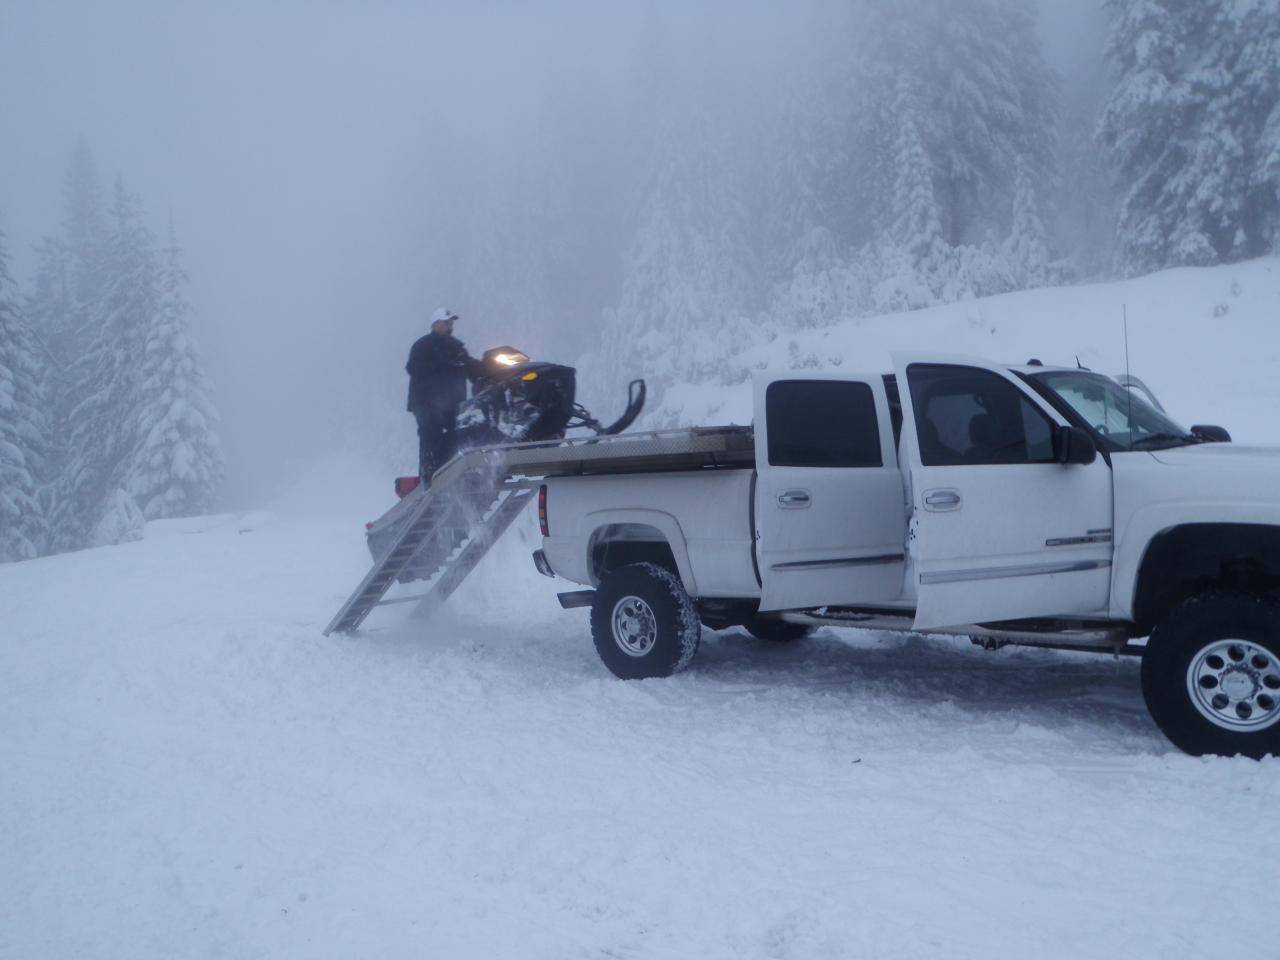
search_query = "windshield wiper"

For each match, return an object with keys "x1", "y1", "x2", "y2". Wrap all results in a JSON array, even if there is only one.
[{"x1": 1131, "y1": 432, "x2": 1201, "y2": 450}]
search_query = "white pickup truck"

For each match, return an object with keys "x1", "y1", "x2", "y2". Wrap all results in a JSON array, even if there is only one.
[{"x1": 534, "y1": 353, "x2": 1280, "y2": 758}]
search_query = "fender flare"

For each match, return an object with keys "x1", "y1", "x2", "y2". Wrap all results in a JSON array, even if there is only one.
[
  {"x1": 583, "y1": 508, "x2": 697, "y2": 596},
  {"x1": 1114, "y1": 503, "x2": 1280, "y2": 621}
]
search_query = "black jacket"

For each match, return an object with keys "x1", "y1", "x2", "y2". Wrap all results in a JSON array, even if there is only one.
[{"x1": 406, "y1": 331, "x2": 482, "y2": 412}]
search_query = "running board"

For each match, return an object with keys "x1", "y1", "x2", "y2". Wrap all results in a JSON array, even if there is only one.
[{"x1": 780, "y1": 610, "x2": 1132, "y2": 653}]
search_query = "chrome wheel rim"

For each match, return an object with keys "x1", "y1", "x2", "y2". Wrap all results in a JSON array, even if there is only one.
[
  {"x1": 611, "y1": 595, "x2": 658, "y2": 658},
  {"x1": 1186, "y1": 639, "x2": 1280, "y2": 732}
]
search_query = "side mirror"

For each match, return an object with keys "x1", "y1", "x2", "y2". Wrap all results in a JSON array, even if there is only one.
[
  {"x1": 1191, "y1": 424, "x2": 1231, "y2": 443},
  {"x1": 1054, "y1": 425, "x2": 1097, "y2": 465}
]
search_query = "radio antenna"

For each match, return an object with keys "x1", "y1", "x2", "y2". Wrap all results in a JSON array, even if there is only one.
[{"x1": 1123, "y1": 304, "x2": 1133, "y2": 445}]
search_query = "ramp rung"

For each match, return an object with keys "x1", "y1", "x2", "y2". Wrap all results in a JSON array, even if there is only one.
[
  {"x1": 410, "y1": 488, "x2": 534, "y2": 622},
  {"x1": 374, "y1": 593, "x2": 431, "y2": 607}
]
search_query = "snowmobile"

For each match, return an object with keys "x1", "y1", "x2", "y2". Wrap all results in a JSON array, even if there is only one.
[
  {"x1": 367, "y1": 348, "x2": 645, "y2": 574},
  {"x1": 389, "y1": 345, "x2": 645, "y2": 501},
  {"x1": 455, "y1": 345, "x2": 645, "y2": 450}
]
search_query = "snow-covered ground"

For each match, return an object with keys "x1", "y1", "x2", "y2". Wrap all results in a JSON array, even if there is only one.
[{"x1": 5, "y1": 261, "x2": 1280, "y2": 959}]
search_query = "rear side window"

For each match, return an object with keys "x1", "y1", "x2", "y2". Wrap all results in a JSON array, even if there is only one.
[
  {"x1": 766, "y1": 380, "x2": 882, "y2": 467},
  {"x1": 906, "y1": 364, "x2": 1055, "y2": 466}
]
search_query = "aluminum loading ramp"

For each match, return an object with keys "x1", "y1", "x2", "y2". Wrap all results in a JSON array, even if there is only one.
[{"x1": 323, "y1": 426, "x2": 753, "y2": 635}]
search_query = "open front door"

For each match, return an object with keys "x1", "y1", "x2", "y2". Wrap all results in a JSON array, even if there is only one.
[
  {"x1": 892, "y1": 353, "x2": 1114, "y2": 630},
  {"x1": 755, "y1": 373, "x2": 906, "y2": 611}
]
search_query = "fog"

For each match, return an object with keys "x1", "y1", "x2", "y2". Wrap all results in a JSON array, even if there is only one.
[{"x1": 0, "y1": 0, "x2": 1093, "y2": 506}]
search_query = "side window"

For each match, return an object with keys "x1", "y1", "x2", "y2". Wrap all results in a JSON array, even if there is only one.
[
  {"x1": 766, "y1": 380, "x2": 882, "y2": 468},
  {"x1": 906, "y1": 364, "x2": 1056, "y2": 466}
]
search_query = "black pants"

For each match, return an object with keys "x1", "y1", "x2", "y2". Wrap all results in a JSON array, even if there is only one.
[{"x1": 414, "y1": 400, "x2": 458, "y2": 479}]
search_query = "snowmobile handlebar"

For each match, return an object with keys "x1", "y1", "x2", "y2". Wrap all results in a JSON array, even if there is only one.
[
  {"x1": 571, "y1": 379, "x2": 645, "y2": 435},
  {"x1": 596, "y1": 379, "x2": 646, "y2": 435}
]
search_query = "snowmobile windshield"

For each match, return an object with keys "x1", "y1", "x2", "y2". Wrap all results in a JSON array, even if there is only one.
[{"x1": 1030, "y1": 370, "x2": 1197, "y2": 452}]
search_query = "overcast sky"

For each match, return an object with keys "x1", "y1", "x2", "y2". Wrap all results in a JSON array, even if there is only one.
[{"x1": 0, "y1": 0, "x2": 1101, "y2": 503}]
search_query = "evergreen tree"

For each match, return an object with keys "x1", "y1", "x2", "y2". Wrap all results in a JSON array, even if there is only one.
[
  {"x1": 51, "y1": 176, "x2": 156, "y2": 550},
  {"x1": 589, "y1": 113, "x2": 762, "y2": 420},
  {"x1": 1100, "y1": 0, "x2": 1280, "y2": 272},
  {"x1": 1237, "y1": 0, "x2": 1280, "y2": 253},
  {"x1": 857, "y1": 0, "x2": 1058, "y2": 248},
  {"x1": 1056, "y1": 83, "x2": 1117, "y2": 277},
  {"x1": 763, "y1": 19, "x2": 872, "y2": 330},
  {"x1": 1004, "y1": 155, "x2": 1054, "y2": 288},
  {"x1": 767, "y1": 0, "x2": 1060, "y2": 320},
  {"x1": 888, "y1": 79, "x2": 947, "y2": 276},
  {"x1": 52, "y1": 137, "x2": 109, "y2": 359},
  {"x1": 25, "y1": 142, "x2": 111, "y2": 547},
  {"x1": 871, "y1": 76, "x2": 950, "y2": 311},
  {"x1": 124, "y1": 221, "x2": 224, "y2": 519},
  {"x1": 0, "y1": 224, "x2": 48, "y2": 561}
]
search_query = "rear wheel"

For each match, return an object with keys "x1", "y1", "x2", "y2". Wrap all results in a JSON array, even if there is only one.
[
  {"x1": 1141, "y1": 592, "x2": 1280, "y2": 758},
  {"x1": 590, "y1": 563, "x2": 701, "y2": 679},
  {"x1": 745, "y1": 616, "x2": 813, "y2": 643}
]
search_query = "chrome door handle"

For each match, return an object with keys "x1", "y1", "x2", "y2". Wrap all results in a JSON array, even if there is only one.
[
  {"x1": 923, "y1": 489, "x2": 961, "y2": 511},
  {"x1": 777, "y1": 490, "x2": 811, "y2": 508}
]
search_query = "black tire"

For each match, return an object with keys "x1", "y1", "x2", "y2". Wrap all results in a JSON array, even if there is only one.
[
  {"x1": 590, "y1": 562, "x2": 701, "y2": 679},
  {"x1": 745, "y1": 616, "x2": 813, "y2": 643},
  {"x1": 1141, "y1": 592, "x2": 1280, "y2": 758}
]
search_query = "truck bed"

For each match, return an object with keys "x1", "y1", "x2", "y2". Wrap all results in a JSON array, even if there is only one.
[{"x1": 431, "y1": 425, "x2": 755, "y2": 485}]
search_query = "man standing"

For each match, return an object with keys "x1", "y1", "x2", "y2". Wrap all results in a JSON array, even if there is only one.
[{"x1": 406, "y1": 307, "x2": 482, "y2": 480}]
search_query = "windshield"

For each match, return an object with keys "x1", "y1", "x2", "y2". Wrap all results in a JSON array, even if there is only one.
[{"x1": 1031, "y1": 371, "x2": 1195, "y2": 451}]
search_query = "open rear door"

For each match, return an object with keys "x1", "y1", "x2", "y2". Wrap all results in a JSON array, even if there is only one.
[
  {"x1": 754, "y1": 372, "x2": 907, "y2": 612},
  {"x1": 892, "y1": 353, "x2": 1114, "y2": 630}
]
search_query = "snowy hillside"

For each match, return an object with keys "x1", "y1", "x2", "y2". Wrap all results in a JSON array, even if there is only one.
[{"x1": 5, "y1": 262, "x2": 1280, "y2": 959}]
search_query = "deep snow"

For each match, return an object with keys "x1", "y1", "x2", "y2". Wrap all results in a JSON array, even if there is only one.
[
  {"x1": 660, "y1": 257, "x2": 1280, "y2": 445},
  {"x1": 5, "y1": 260, "x2": 1280, "y2": 959}
]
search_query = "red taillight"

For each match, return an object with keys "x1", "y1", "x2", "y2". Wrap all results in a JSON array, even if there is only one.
[
  {"x1": 538, "y1": 484, "x2": 549, "y2": 537},
  {"x1": 394, "y1": 476, "x2": 420, "y2": 499}
]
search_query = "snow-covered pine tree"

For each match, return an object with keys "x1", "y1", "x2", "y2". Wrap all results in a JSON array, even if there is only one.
[
  {"x1": 588, "y1": 111, "x2": 763, "y2": 422},
  {"x1": 761, "y1": 4, "x2": 869, "y2": 329},
  {"x1": 1004, "y1": 155, "x2": 1054, "y2": 289},
  {"x1": 1263, "y1": 94, "x2": 1280, "y2": 250},
  {"x1": 53, "y1": 138, "x2": 109, "y2": 360},
  {"x1": 773, "y1": 0, "x2": 1058, "y2": 311},
  {"x1": 1100, "y1": 0, "x2": 1280, "y2": 272},
  {"x1": 1236, "y1": 0, "x2": 1280, "y2": 254},
  {"x1": 124, "y1": 220, "x2": 223, "y2": 519},
  {"x1": 24, "y1": 238, "x2": 70, "y2": 349},
  {"x1": 856, "y1": 0, "x2": 1058, "y2": 250},
  {"x1": 51, "y1": 176, "x2": 157, "y2": 549},
  {"x1": 22, "y1": 142, "x2": 114, "y2": 550},
  {"x1": 0, "y1": 223, "x2": 48, "y2": 561},
  {"x1": 874, "y1": 76, "x2": 949, "y2": 311}
]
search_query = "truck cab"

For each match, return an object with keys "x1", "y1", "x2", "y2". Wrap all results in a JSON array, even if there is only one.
[{"x1": 755, "y1": 355, "x2": 1111, "y2": 629}]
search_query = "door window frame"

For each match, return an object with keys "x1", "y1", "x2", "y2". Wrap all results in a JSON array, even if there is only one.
[{"x1": 906, "y1": 362, "x2": 1060, "y2": 467}]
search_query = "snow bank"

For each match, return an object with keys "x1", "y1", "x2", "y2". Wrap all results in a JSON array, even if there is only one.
[{"x1": 658, "y1": 256, "x2": 1280, "y2": 443}]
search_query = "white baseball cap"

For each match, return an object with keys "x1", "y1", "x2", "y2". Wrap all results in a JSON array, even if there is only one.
[{"x1": 431, "y1": 307, "x2": 458, "y2": 325}]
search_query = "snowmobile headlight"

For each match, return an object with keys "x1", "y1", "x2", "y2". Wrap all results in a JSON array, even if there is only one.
[
  {"x1": 493, "y1": 353, "x2": 521, "y2": 366},
  {"x1": 521, "y1": 372, "x2": 539, "y2": 381}
]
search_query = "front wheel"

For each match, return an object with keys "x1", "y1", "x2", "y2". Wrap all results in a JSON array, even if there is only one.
[
  {"x1": 590, "y1": 563, "x2": 701, "y2": 679},
  {"x1": 1141, "y1": 592, "x2": 1280, "y2": 758}
]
